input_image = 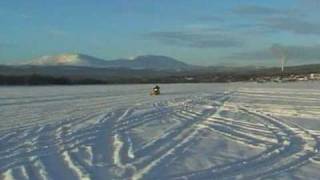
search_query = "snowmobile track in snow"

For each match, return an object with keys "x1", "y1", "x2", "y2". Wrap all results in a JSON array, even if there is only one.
[
  {"x1": 165, "y1": 107, "x2": 319, "y2": 180},
  {"x1": 0, "y1": 86, "x2": 319, "y2": 180}
]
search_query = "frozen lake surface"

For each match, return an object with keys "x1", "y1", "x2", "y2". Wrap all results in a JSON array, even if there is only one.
[{"x1": 1, "y1": 82, "x2": 320, "y2": 180}]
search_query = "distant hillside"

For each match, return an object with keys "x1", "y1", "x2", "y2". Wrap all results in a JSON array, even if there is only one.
[
  {"x1": 28, "y1": 53, "x2": 193, "y2": 71},
  {"x1": 0, "y1": 65, "x2": 172, "y2": 80},
  {"x1": 1, "y1": 62, "x2": 320, "y2": 85},
  {"x1": 29, "y1": 54, "x2": 110, "y2": 67},
  {"x1": 104, "y1": 55, "x2": 191, "y2": 70},
  {"x1": 198, "y1": 64, "x2": 320, "y2": 75}
]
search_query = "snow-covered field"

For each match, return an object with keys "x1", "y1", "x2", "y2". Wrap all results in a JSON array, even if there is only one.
[{"x1": 1, "y1": 82, "x2": 320, "y2": 180}]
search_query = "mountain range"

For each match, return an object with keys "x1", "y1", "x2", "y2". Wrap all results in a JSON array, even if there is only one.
[
  {"x1": 1, "y1": 53, "x2": 320, "y2": 85},
  {"x1": 28, "y1": 53, "x2": 193, "y2": 71}
]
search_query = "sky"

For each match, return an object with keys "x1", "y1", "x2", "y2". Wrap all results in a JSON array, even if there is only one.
[{"x1": 0, "y1": 0, "x2": 320, "y2": 66}]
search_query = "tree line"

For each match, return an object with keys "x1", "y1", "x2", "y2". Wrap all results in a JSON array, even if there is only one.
[{"x1": 0, "y1": 74, "x2": 106, "y2": 85}]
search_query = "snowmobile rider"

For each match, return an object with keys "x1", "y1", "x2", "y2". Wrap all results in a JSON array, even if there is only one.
[{"x1": 151, "y1": 85, "x2": 160, "y2": 95}]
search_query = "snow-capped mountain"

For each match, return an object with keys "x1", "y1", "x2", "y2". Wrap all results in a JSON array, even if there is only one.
[
  {"x1": 29, "y1": 53, "x2": 110, "y2": 67},
  {"x1": 28, "y1": 53, "x2": 193, "y2": 70}
]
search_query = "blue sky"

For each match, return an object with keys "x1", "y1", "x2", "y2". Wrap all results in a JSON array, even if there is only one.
[{"x1": 0, "y1": 0, "x2": 320, "y2": 66}]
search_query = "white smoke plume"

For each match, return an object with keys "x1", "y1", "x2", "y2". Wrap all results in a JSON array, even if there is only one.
[{"x1": 271, "y1": 44, "x2": 288, "y2": 72}]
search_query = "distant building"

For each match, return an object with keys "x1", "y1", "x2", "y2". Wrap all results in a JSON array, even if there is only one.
[
  {"x1": 184, "y1": 77, "x2": 195, "y2": 81},
  {"x1": 295, "y1": 75, "x2": 307, "y2": 81},
  {"x1": 310, "y1": 73, "x2": 320, "y2": 80}
]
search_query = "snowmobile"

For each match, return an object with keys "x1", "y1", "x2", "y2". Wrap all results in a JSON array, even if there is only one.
[{"x1": 150, "y1": 85, "x2": 160, "y2": 96}]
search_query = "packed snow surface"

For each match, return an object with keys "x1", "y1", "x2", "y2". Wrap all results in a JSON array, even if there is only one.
[{"x1": 1, "y1": 82, "x2": 320, "y2": 180}]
